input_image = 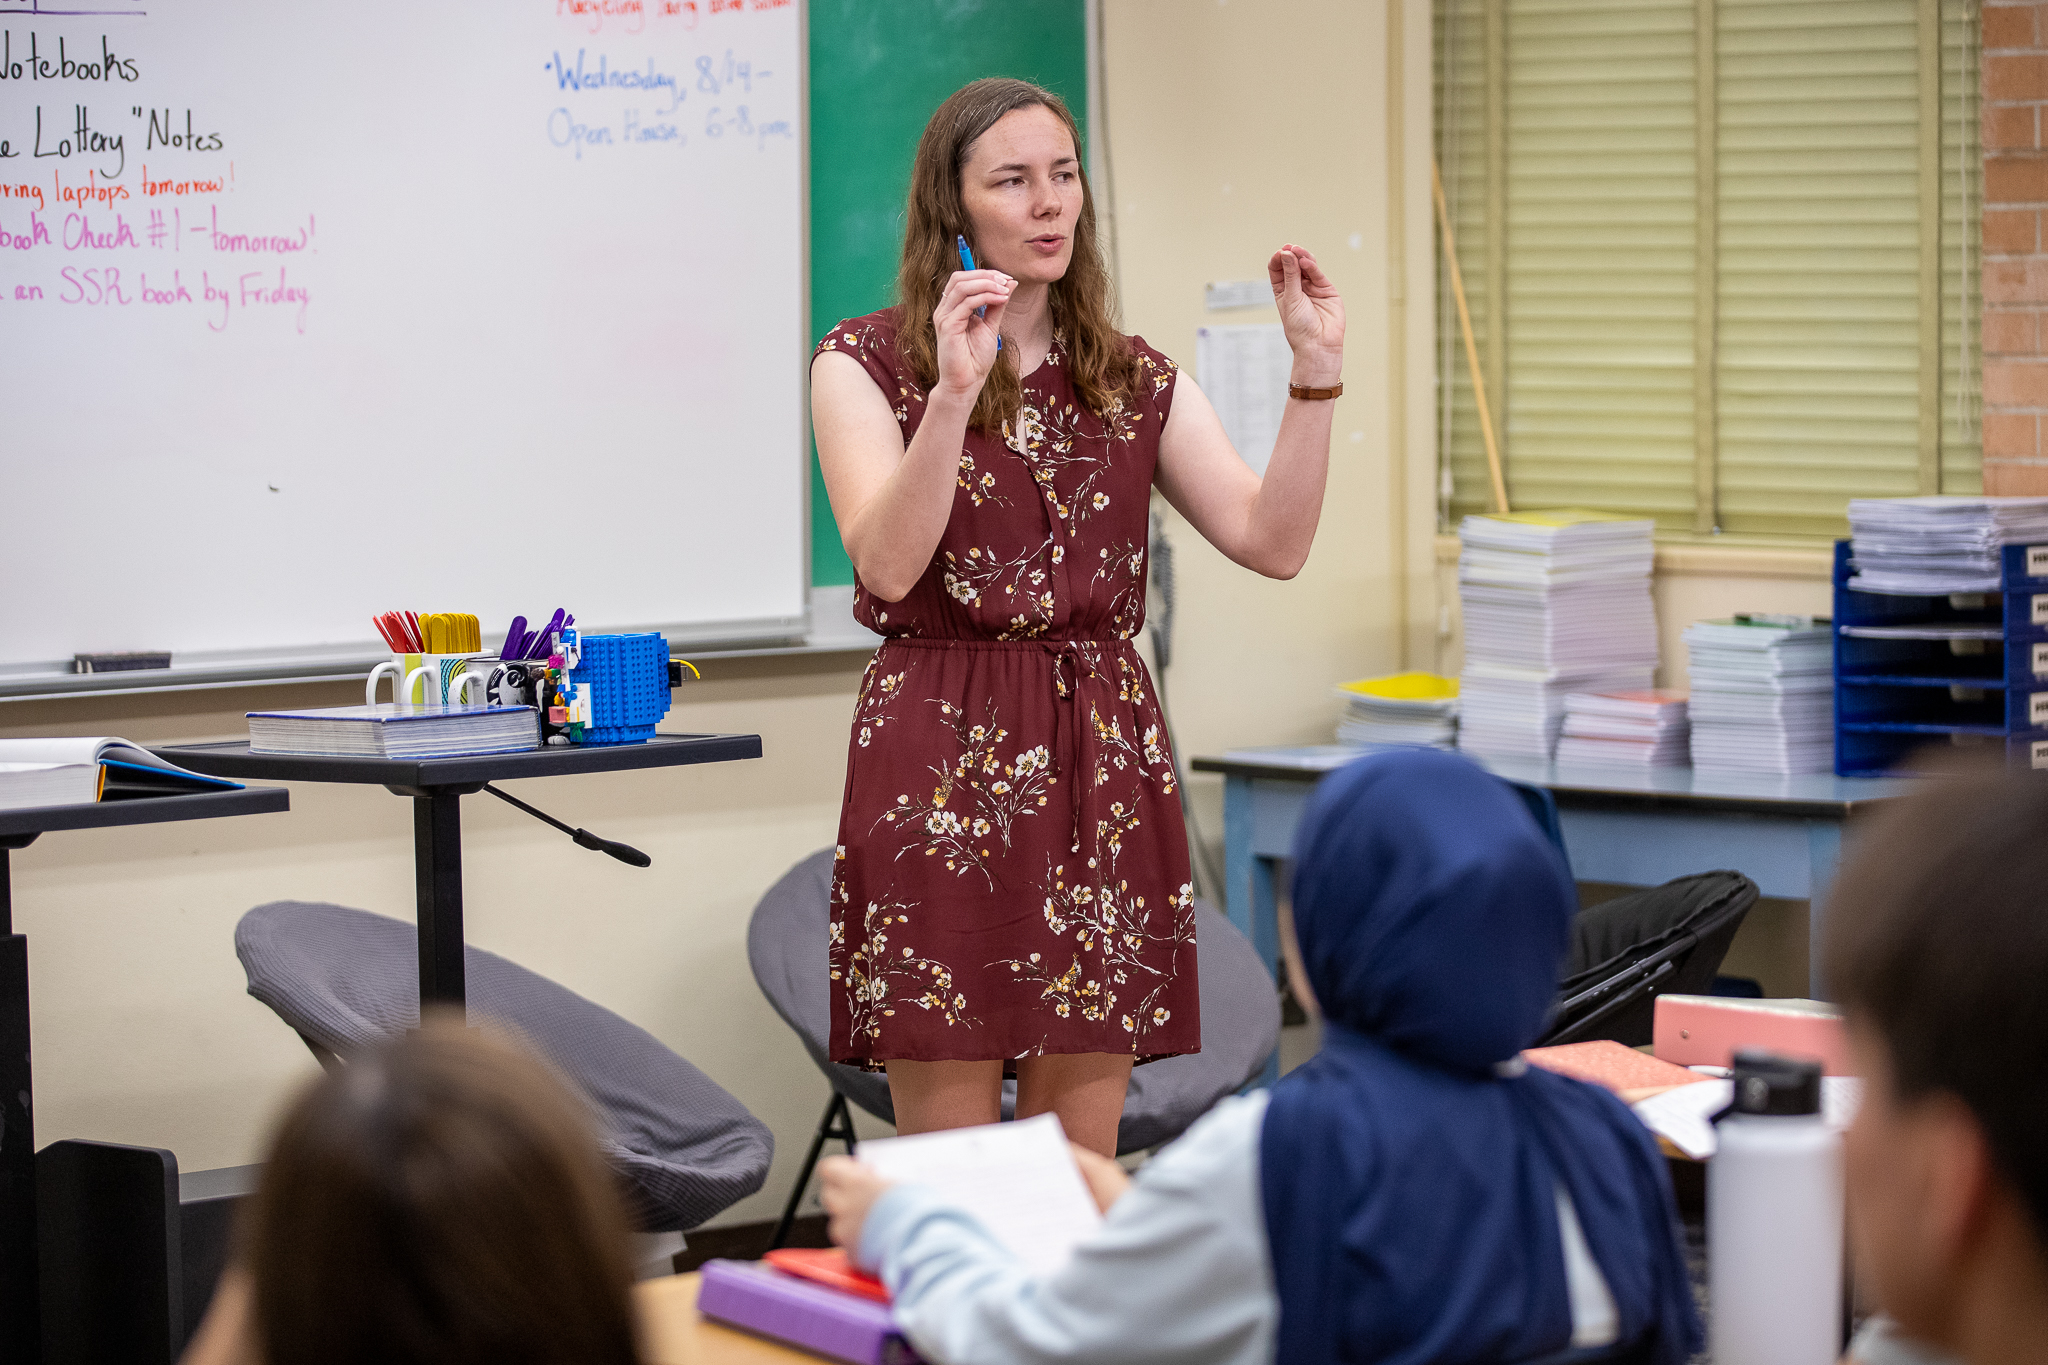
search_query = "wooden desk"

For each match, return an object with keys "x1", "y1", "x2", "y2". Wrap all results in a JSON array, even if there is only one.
[{"x1": 638, "y1": 1273, "x2": 820, "y2": 1365}]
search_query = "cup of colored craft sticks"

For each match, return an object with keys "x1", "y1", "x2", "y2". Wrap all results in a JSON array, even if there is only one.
[{"x1": 367, "y1": 611, "x2": 491, "y2": 705}]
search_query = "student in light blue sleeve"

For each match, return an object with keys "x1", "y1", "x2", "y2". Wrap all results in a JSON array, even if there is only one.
[{"x1": 820, "y1": 748, "x2": 1702, "y2": 1365}]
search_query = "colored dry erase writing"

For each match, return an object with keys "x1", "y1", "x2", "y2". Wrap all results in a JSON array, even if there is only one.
[{"x1": 956, "y1": 234, "x2": 1001, "y2": 352}]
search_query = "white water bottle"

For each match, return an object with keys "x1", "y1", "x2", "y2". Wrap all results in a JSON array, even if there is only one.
[{"x1": 1709, "y1": 1050, "x2": 1843, "y2": 1365}]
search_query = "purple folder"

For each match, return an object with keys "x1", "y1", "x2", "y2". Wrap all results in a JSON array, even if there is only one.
[{"x1": 696, "y1": 1259, "x2": 923, "y2": 1364}]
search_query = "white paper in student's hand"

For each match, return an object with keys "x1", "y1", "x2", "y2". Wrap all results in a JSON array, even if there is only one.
[{"x1": 854, "y1": 1113, "x2": 1104, "y2": 1276}]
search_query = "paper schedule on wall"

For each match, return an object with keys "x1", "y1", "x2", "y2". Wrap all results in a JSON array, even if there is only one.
[
  {"x1": 0, "y1": 0, "x2": 807, "y2": 681},
  {"x1": 1196, "y1": 324, "x2": 1291, "y2": 476}
]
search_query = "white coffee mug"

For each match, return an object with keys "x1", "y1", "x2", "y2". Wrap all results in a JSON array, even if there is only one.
[
  {"x1": 449, "y1": 669, "x2": 491, "y2": 706},
  {"x1": 449, "y1": 660, "x2": 543, "y2": 709},
  {"x1": 366, "y1": 653, "x2": 423, "y2": 706},
  {"x1": 402, "y1": 653, "x2": 493, "y2": 706}
]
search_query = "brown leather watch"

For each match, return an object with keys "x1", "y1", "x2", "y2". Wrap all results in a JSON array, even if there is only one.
[{"x1": 1288, "y1": 382, "x2": 1344, "y2": 400}]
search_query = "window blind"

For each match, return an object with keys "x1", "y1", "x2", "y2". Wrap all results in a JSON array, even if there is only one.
[
  {"x1": 1716, "y1": 0, "x2": 1925, "y2": 536},
  {"x1": 1435, "y1": 0, "x2": 1495, "y2": 525},
  {"x1": 1505, "y1": 0, "x2": 1699, "y2": 528},
  {"x1": 1434, "y1": 0, "x2": 1982, "y2": 538}
]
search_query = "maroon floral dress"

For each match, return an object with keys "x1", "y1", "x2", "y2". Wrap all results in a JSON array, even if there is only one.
[{"x1": 817, "y1": 309, "x2": 1199, "y2": 1071}]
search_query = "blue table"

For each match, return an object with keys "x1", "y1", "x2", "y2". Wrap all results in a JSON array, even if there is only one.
[{"x1": 1190, "y1": 746, "x2": 1915, "y2": 1006}]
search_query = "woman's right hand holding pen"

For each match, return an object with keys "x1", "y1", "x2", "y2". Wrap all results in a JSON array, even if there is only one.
[
  {"x1": 813, "y1": 267, "x2": 1012, "y2": 602},
  {"x1": 933, "y1": 267, "x2": 1014, "y2": 399}
]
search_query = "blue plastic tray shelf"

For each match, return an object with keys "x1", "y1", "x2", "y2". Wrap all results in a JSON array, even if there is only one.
[{"x1": 1833, "y1": 540, "x2": 2048, "y2": 775}]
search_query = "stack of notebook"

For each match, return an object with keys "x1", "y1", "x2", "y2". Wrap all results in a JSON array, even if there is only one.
[
  {"x1": 1847, "y1": 496, "x2": 2048, "y2": 594},
  {"x1": 1334, "y1": 673, "x2": 1459, "y2": 750},
  {"x1": 1456, "y1": 511, "x2": 1659, "y2": 760},
  {"x1": 1684, "y1": 617, "x2": 1835, "y2": 774},
  {"x1": 1554, "y1": 689, "x2": 1690, "y2": 768}
]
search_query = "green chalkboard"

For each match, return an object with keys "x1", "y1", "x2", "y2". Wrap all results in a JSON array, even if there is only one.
[{"x1": 807, "y1": 0, "x2": 1089, "y2": 586}]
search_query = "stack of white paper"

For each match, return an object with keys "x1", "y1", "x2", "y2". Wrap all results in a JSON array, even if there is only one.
[
  {"x1": 1555, "y1": 689, "x2": 1690, "y2": 768},
  {"x1": 1333, "y1": 674, "x2": 1459, "y2": 750},
  {"x1": 1684, "y1": 618, "x2": 1835, "y2": 774},
  {"x1": 1456, "y1": 512, "x2": 1659, "y2": 760},
  {"x1": 1847, "y1": 496, "x2": 2048, "y2": 594}
]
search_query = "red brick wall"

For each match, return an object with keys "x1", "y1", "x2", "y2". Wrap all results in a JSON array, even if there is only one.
[{"x1": 1985, "y1": 2, "x2": 2048, "y2": 494}]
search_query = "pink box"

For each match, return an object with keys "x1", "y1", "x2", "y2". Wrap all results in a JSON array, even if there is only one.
[{"x1": 1652, "y1": 995, "x2": 1853, "y2": 1076}]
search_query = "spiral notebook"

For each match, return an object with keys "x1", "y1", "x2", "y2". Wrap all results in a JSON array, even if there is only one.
[{"x1": 0, "y1": 737, "x2": 244, "y2": 812}]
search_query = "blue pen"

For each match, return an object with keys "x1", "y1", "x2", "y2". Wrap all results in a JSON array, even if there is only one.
[{"x1": 956, "y1": 234, "x2": 1002, "y2": 351}]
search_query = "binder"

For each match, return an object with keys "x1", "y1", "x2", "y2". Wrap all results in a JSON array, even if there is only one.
[
  {"x1": 1652, "y1": 995, "x2": 1851, "y2": 1076},
  {"x1": 695, "y1": 1259, "x2": 922, "y2": 1365}
]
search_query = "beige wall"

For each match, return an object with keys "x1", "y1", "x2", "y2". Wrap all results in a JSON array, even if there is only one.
[
  {"x1": 0, "y1": 0, "x2": 1436, "y2": 1228},
  {"x1": 1106, "y1": 0, "x2": 1437, "y2": 763}
]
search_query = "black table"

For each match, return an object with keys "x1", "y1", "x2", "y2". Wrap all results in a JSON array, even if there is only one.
[
  {"x1": 153, "y1": 733, "x2": 762, "y2": 1012},
  {"x1": 1, "y1": 786, "x2": 290, "y2": 1364}
]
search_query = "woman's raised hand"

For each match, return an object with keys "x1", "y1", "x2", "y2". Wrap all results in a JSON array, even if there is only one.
[
  {"x1": 1268, "y1": 244, "x2": 1344, "y2": 383},
  {"x1": 933, "y1": 267, "x2": 1015, "y2": 398}
]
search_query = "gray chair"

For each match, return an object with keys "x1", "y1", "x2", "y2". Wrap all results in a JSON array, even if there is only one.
[
  {"x1": 235, "y1": 900, "x2": 773, "y2": 1233},
  {"x1": 747, "y1": 848, "x2": 1281, "y2": 1244}
]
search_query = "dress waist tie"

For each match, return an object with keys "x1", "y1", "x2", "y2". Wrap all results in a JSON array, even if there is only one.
[
  {"x1": 873, "y1": 636, "x2": 1126, "y2": 860},
  {"x1": 1044, "y1": 640, "x2": 1103, "y2": 858}
]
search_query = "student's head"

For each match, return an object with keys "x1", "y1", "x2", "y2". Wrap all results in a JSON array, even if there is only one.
[
  {"x1": 1290, "y1": 749, "x2": 1575, "y2": 1071},
  {"x1": 1826, "y1": 763, "x2": 2048, "y2": 1353},
  {"x1": 896, "y1": 77, "x2": 1136, "y2": 430},
  {"x1": 239, "y1": 1015, "x2": 641, "y2": 1365}
]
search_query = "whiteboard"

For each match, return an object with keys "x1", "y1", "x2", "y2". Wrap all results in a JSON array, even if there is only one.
[{"x1": 0, "y1": 0, "x2": 807, "y2": 686}]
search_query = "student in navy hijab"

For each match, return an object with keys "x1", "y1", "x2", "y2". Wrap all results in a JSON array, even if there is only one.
[
  {"x1": 1266, "y1": 748, "x2": 1701, "y2": 1364},
  {"x1": 818, "y1": 748, "x2": 1702, "y2": 1365}
]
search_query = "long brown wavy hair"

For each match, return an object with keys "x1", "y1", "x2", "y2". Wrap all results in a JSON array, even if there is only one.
[{"x1": 897, "y1": 77, "x2": 1137, "y2": 432}]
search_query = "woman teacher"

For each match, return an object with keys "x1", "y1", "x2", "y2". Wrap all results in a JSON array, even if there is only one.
[{"x1": 811, "y1": 77, "x2": 1342, "y2": 1154}]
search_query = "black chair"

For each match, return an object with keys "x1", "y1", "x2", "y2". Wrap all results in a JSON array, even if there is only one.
[
  {"x1": 747, "y1": 848, "x2": 1282, "y2": 1247},
  {"x1": 235, "y1": 901, "x2": 774, "y2": 1236},
  {"x1": 1538, "y1": 870, "x2": 1760, "y2": 1048}
]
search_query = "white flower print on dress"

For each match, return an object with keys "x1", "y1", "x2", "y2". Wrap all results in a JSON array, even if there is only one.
[
  {"x1": 838, "y1": 896, "x2": 978, "y2": 1043},
  {"x1": 939, "y1": 538, "x2": 1056, "y2": 638},
  {"x1": 873, "y1": 699, "x2": 1058, "y2": 887}
]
